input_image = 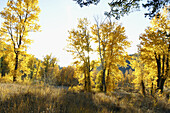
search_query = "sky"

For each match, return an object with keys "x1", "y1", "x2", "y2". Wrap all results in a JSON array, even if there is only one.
[{"x1": 0, "y1": 0, "x2": 150, "y2": 67}]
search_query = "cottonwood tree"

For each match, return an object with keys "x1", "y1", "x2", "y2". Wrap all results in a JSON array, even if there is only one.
[
  {"x1": 67, "y1": 18, "x2": 93, "y2": 92},
  {"x1": 139, "y1": 7, "x2": 170, "y2": 93},
  {"x1": 0, "y1": 0, "x2": 41, "y2": 81},
  {"x1": 91, "y1": 19, "x2": 130, "y2": 92}
]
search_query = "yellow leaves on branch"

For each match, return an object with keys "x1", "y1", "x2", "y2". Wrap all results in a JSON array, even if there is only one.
[
  {"x1": 0, "y1": 0, "x2": 41, "y2": 39},
  {"x1": 67, "y1": 18, "x2": 92, "y2": 62},
  {"x1": 0, "y1": 0, "x2": 41, "y2": 47},
  {"x1": 91, "y1": 21, "x2": 130, "y2": 67},
  {"x1": 140, "y1": 8, "x2": 169, "y2": 59}
]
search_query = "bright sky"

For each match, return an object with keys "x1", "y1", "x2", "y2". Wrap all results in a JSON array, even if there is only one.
[{"x1": 0, "y1": 0, "x2": 150, "y2": 67}]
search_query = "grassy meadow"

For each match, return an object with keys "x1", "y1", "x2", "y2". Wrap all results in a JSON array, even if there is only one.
[{"x1": 0, "y1": 81, "x2": 169, "y2": 113}]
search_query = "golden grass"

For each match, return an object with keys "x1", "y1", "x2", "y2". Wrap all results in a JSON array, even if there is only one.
[{"x1": 0, "y1": 83, "x2": 169, "y2": 113}]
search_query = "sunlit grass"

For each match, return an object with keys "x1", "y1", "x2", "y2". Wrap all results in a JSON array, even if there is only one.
[{"x1": 0, "y1": 83, "x2": 169, "y2": 113}]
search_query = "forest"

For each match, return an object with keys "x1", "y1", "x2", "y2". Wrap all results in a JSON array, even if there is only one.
[{"x1": 0, "y1": 0, "x2": 169, "y2": 112}]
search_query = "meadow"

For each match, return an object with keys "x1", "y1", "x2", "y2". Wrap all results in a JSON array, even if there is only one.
[{"x1": 0, "y1": 82, "x2": 169, "y2": 113}]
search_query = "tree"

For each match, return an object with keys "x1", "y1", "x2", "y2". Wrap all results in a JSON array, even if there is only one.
[
  {"x1": 41, "y1": 54, "x2": 58, "y2": 85},
  {"x1": 0, "y1": 0, "x2": 41, "y2": 82},
  {"x1": 67, "y1": 18, "x2": 93, "y2": 92},
  {"x1": 73, "y1": 0, "x2": 170, "y2": 19},
  {"x1": 91, "y1": 19, "x2": 130, "y2": 92},
  {"x1": 139, "y1": 7, "x2": 170, "y2": 93}
]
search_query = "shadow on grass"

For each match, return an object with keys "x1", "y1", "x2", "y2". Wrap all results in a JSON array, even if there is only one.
[
  {"x1": 0, "y1": 92, "x2": 55, "y2": 113},
  {"x1": 58, "y1": 92, "x2": 122, "y2": 113},
  {"x1": 0, "y1": 91, "x2": 123, "y2": 113}
]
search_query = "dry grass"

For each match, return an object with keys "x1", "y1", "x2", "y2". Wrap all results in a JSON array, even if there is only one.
[{"x1": 0, "y1": 83, "x2": 169, "y2": 113}]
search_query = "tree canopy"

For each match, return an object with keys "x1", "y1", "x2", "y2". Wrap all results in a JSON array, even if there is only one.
[{"x1": 73, "y1": 0, "x2": 170, "y2": 19}]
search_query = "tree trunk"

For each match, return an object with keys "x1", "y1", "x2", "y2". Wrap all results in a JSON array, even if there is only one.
[
  {"x1": 141, "y1": 80, "x2": 145, "y2": 96},
  {"x1": 102, "y1": 68, "x2": 106, "y2": 92},
  {"x1": 159, "y1": 78, "x2": 166, "y2": 93},
  {"x1": 158, "y1": 54, "x2": 166, "y2": 93},
  {"x1": 106, "y1": 68, "x2": 110, "y2": 92},
  {"x1": 87, "y1": 70, "x2": 91, "y2": 92},
  {"x1": 156, "y1": 54, "x2": 161, "y2": 88},
  {"x1": 166, "y1": 44, "x2": 169, "y2": 77},
  {"x1": 13, "y1": 52, "x2": 19, "y2": 82},
  {"x1": 84, "y1": 64, "x2": 87, "y2": 91},
  {"x1": 155, "y1": 53, "x2": 168, "y2": 93},
  {"x1": 84, "y1": 72, "x2": 87, "y2": 91},
  {"x1": 162, "y1": 54, "x2": 165, "y2": 76},
  {"x1": 84, "y1": 57, "x2": 91, "y2": 92},
  {"x1": 151, "y1": 82, "x2": 153, "y2": 96}
]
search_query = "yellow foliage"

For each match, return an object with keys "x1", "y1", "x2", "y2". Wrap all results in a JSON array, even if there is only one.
[
  {"x1": 0, "y1": 0, "x2": 41, "y2": 81},
  {"x1": 67, "y1": 18, "x2": 93, "y2": 92},
  {"x1": 91, "y1": 20, "x2": 130, "y2": 92},
  {"x1": 132, "y1": 7, "x2": 170, "y2": 94}
]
